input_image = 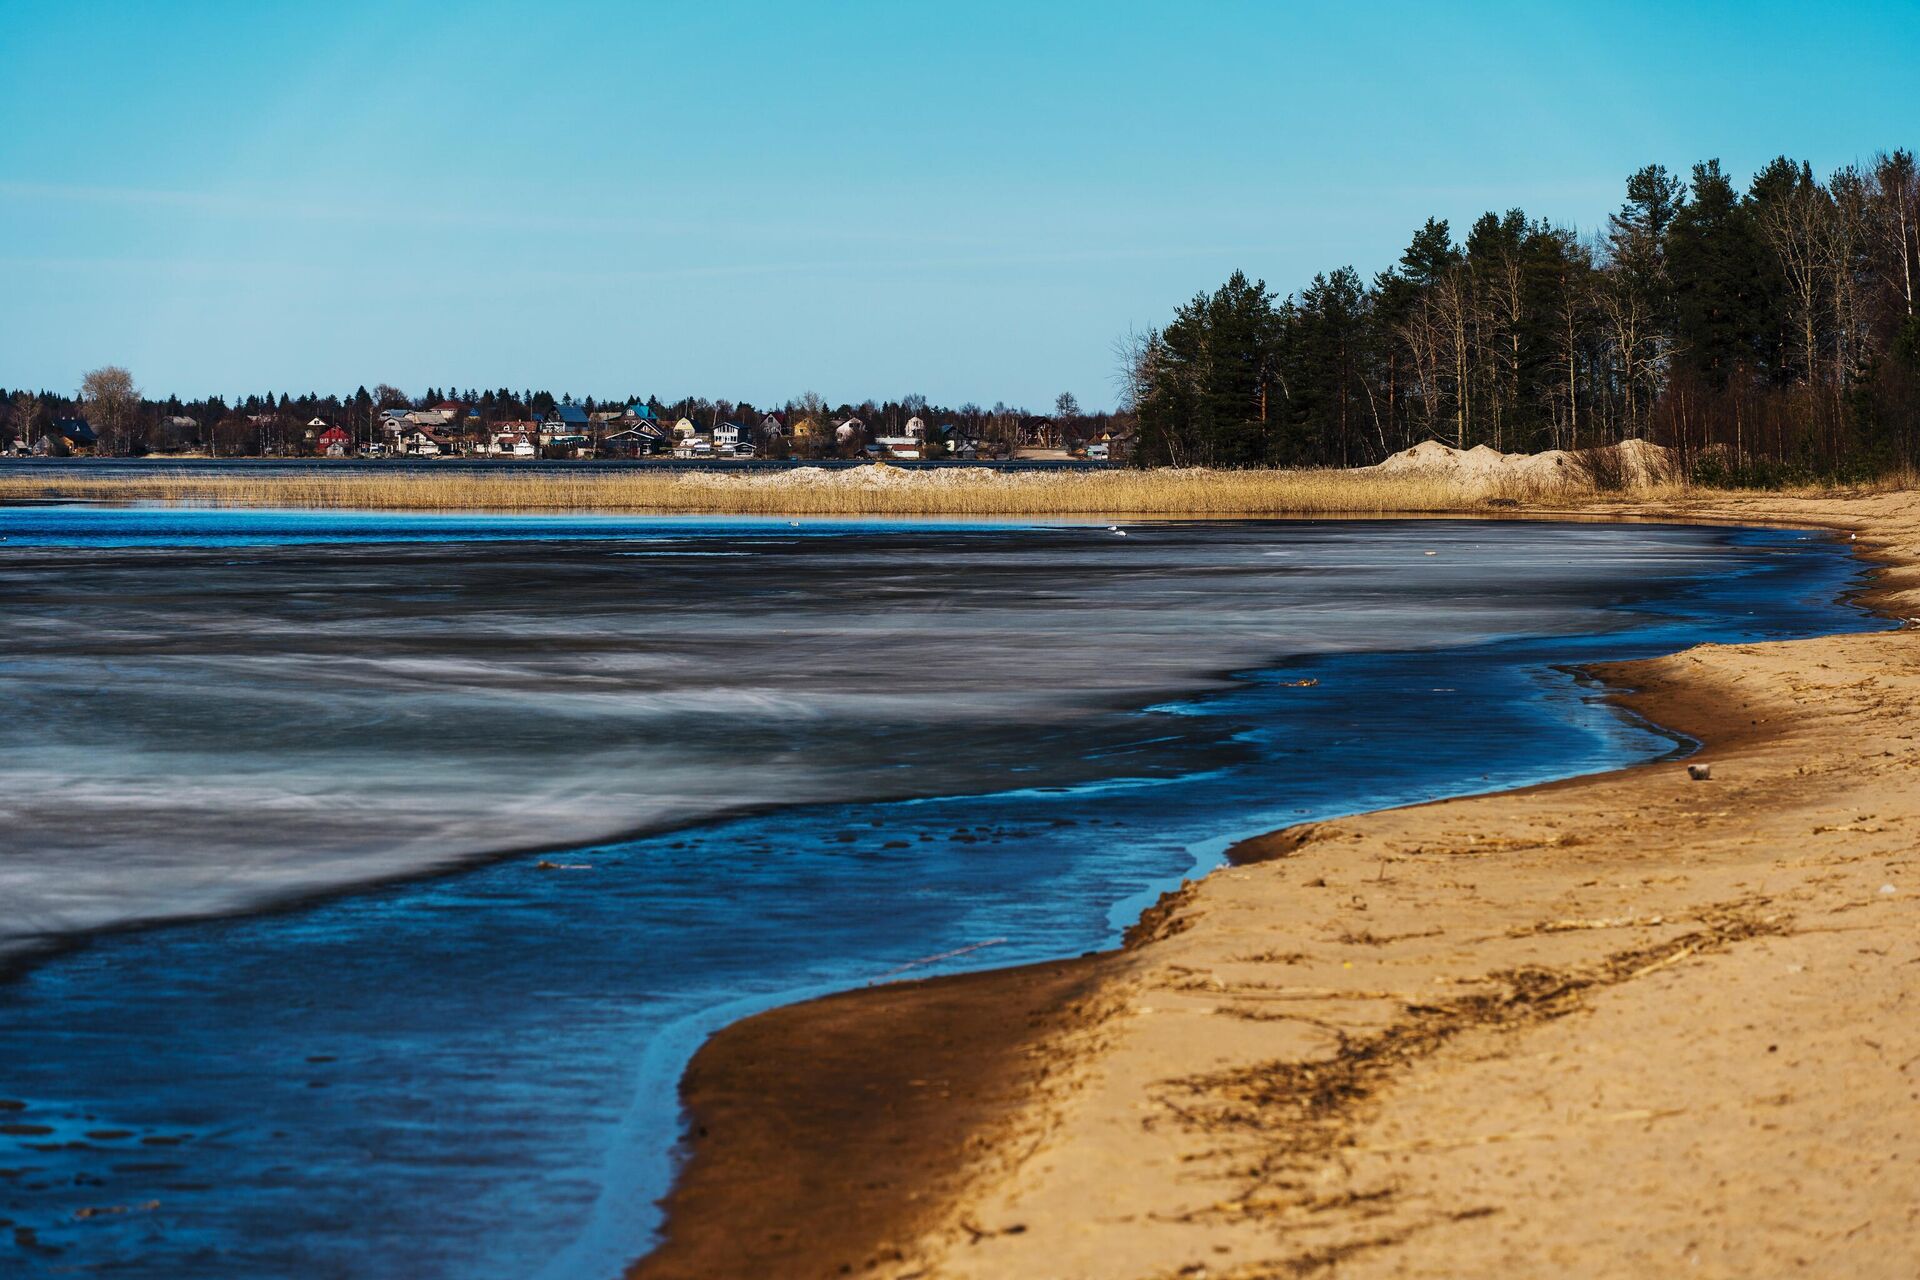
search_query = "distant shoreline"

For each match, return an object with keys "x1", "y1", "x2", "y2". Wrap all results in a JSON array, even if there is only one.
[{"x1": 7, "y1": 446, "x2": 1907, "y2": 519}]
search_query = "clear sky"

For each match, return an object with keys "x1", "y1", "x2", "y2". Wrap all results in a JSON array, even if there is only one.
[{"x1": 3, "y1": 1, "x2": 1915, "y2": 410}]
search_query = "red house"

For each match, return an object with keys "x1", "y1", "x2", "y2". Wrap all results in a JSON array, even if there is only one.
[{"x1": 317, "y1": 426, "x2": 353, "y2": 456}]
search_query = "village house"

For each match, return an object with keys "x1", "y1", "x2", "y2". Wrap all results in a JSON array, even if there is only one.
[
  {"x1": 668, "y1": 418, "x2": 710, "y2": 458},
  {"x1": 543, "y1": 404, "x2": 591, "y2": 435},
  {"x1": 541, "y1": 404, "x2": 593, "y2": 454},
  {"x1": 400, "y1": 429, "x2": 446, "y2": 457},
  {"x1": 606, "y1": 412, "x2": 673, "y2": 454},
  {"x1": 35, "y1": 417, "x2": 97, "y2": 456},
  {"x1": 600, "y1": 426, "x2": 661, "y2": 458},
  {"x1": 488, "y1": 422, "x2": 540, "y2": 458},
  {"x1": 868, "y1": 434, "x2": 922, "y2": 460},
  {"x1": 377, "y1": 408, "x2": 410, "y2": 436},
  {"x1": 317, "y1": 425, "x2": 353, "y2": 457}
]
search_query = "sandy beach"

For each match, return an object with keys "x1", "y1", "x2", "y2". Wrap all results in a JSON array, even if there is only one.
[{"x1": 633, "y1": 490, "x2": 1920, "y2": 1279}]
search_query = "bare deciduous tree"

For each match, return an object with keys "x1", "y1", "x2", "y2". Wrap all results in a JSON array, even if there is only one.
[
  {"x1": 1827, "y1": 166, "x2": 1874, "y2": 389},
  {"x1": 82, "y1": 365, "x2": 141, "y2": 454},
  {"x1": 1754, "y1": 163, "x2": 1834, "y2": 389},
  {"x1": 1869, "y1": 150, "x2": 1919, "y2": 321},
  {"x1": 1109, "y1": 327, "x2": 1155, "y2": 415},
  {"x1": 7, "y1": 390, "x2": 41, "y2": 453}
]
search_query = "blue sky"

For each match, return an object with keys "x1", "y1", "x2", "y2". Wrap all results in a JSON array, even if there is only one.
[{"x1": 2, "y1": 1, "x2": 1915, "y2": 409}]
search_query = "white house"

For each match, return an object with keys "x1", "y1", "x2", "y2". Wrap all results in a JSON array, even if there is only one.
[
  {"x1": 871, "y1": 436, "x2": 922, "y2": 460},
  {"x1": 489, "y1": 428, "x2": 536, "y2": 458},
  {"x1": 905, "y1": 415, "x2": 926, "y2": 439}
]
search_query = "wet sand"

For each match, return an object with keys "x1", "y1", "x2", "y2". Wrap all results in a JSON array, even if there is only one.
[
  {"x1": 631, "y1": 491, "x2": 1920, "y2": 1279},
  {"x1": 630, "y1": 957, "x2": 1107, "y2": 1280}
]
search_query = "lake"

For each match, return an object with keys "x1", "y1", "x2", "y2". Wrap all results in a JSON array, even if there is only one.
[{"x1": 0, "y1": 508, "x2": 1879, "y2": 1278}]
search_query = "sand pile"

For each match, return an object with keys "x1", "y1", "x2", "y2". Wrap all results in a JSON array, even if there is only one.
[{"x1": 1369, "y1": 437, "x2": 1675, "y2": 494}]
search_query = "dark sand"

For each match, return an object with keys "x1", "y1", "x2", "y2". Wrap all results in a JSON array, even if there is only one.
[{"x1": 630, "y1": 958, "x2": 1107, "y2": 1279}]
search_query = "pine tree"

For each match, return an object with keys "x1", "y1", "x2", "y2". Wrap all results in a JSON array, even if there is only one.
[{"x1": 1667, "y1": 160, "x2": 1771, "y2": 387}]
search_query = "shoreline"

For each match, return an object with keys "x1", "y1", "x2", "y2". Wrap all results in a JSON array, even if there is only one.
[{"x1": 629, "y1": 490, "x2": 1920, "y2": 1279}]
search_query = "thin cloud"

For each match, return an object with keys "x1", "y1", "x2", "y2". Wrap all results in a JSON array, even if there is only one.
[{"x1": 0, "y1": 181, "x2": 999, "y2": 246}]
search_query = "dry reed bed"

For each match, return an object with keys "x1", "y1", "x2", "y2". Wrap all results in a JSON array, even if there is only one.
[{"x1": 0, "y1": 465, "x2": 1581, "y2": 516}]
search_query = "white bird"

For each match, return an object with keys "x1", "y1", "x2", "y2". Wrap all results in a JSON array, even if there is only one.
[{"x1": 1108, "y1": 526, "x2": 1126, "y2": 536}]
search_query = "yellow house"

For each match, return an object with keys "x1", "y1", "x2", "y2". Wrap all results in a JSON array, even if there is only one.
[{"x1": 790, "y1": 418, "x2": 819, "y2": 439}]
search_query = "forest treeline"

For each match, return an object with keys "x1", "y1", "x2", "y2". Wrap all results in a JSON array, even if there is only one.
[
  {"x1": 0, "y1": 379, "x2": 1113, "y2": 459},
  {"x1": 1123, "y1": 151, "x2": 1920, "y2": 481}
]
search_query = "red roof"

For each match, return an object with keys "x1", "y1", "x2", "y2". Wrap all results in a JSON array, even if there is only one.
[{"x1": 318, "y1": 427, "x2": 351, "y2": 443}]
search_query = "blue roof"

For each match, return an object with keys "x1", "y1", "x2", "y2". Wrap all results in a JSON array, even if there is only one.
[
  {"x1": 52, "y1": 417, "x2": 97, "y2": 443},
  {"x1": 626, "y1": 402, "x2": 657, "y2": 420},
  {"x1": 549, "y1": 405, "x2": 590, "y2": 425}
]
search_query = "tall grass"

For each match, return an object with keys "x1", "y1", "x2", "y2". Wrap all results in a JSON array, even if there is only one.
[{"x1": 0, "y1": 465, "x2": 1584, "y2": 516}]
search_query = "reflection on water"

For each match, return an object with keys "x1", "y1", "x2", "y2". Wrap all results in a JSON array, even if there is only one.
[{"x1": 0, "y1": 508, "x2": 1878, "y2": 1278}]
